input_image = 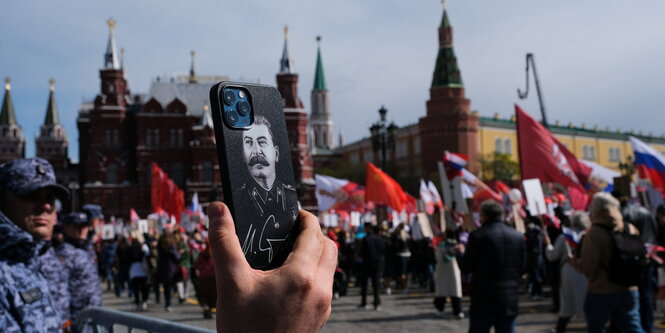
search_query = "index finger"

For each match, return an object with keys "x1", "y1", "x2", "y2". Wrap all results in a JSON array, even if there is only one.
[{"x1": 282, "y1": 210, "x2": 325, "y2": 272}]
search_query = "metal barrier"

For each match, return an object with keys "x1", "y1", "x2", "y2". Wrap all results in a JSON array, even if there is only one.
[{"x1": 73, "y1": 307, "x2": 215, "y2": 333}]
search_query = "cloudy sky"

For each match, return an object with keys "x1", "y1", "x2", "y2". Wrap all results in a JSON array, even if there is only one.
[{"x1": 2, "y1": 1, "x2": 665, "y2": 161}]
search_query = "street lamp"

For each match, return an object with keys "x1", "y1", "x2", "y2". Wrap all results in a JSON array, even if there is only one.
[
  {"x1": 369, "y1": 105, "x2": 398, "y2": 172},
  {"x1": 68, "y1": 182, "x2": 80, "y2": 212}
]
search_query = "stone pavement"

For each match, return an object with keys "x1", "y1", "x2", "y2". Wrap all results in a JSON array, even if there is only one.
[{"x1": 101, "y1": 284, "x2": 665, "y2": 332}]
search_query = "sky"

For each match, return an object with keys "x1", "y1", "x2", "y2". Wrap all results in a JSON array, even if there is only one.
[{"x1": 2, "y1": 1, "x2": 665, "y2": 162}]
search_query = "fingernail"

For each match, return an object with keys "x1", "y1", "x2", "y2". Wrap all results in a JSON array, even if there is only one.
[{"x1": 208, "y1": 203, "x2": 224, "y2": 219}]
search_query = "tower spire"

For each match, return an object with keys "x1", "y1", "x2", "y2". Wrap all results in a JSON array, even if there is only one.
[
  {"x1": 104, "y1": 18, "x2": 121, "y2": 69},
  {"x1": 120, "y1": 47, "x2": 125, "y2": 69},
  {"x1": 431, "y1": 4, "x2": 463, "y2": 88},
  {"x1": 189, "y1": 50, "x2": 197, "y2": 83},
  {"x1": 279, "y1": 25, "x2": 294, "y2": 74},
  {"x1": 44, "y1": 79, "x2": 60, "y2": 126},
  {"x1": 200, "y1": 104, "x2": 213, "y2": 129},
  {"x1": 313, "y1": 36, "x2": 327, "y2": 91},
  {"x1": 0, "y1": 78, "x2": 17, "y2": 126}
]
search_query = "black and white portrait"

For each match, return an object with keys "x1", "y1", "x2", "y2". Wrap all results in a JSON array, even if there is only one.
[{"x1": 231, "y1": 115, "x2": 298, "y2": 269}]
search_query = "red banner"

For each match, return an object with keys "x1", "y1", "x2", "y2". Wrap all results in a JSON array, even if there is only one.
[
  {"x1": 151, "y1": 163, "x2": 185, "y2": 222},
  {"x1": 365, "y1": 162, "x2": 407, "y2": 212}
]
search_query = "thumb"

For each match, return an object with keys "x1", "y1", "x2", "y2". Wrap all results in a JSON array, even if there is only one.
[{"x1": 207, "y1": 202, "x2": 250, "y2": 278}]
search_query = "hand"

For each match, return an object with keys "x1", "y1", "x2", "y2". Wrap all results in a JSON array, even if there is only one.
[{"x1": 208, "y1": 202, "x2": 337, "y2": 333}]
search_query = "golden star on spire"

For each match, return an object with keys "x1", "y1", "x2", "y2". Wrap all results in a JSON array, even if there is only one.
[
  {"x1": 49, "y1": 78, "x2": 55, "y2": 92},
  {"x1": 284, "y1": 25, "x2": 289, "y2": 38},
  {"x1": 4, "y1": 77, "x2": 10, "y2": 91},
  {"x1": 108, "y1": 18, "x2": 116, "y2": 31}
]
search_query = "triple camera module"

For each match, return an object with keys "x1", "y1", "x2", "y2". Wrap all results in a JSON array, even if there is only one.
[{"x1": 221, "y1": 87, "x2": 253, "y2": 128}]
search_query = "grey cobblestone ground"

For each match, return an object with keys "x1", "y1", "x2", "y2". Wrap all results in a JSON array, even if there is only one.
[{"x1": 101, "y1": 284, "x2": 665, "y2": 332}]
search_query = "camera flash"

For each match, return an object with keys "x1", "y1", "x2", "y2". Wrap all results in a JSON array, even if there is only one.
[{"x1": 238, "y1": 91, "x2": 246, "y2": 98}]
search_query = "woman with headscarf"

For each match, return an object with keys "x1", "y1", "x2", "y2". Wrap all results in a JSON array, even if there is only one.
[{"x1": 545, "y1": 211, "x2": 590, "y2": 332}]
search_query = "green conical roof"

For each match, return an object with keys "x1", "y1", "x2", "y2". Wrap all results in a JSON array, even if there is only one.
[
  {"x1": 44, "y1": 80, "x2": 60, "y2": 126},
  {"x1": 440, "y1": 9, "x2": 451, "y2": 28},
  {"x1": 431, "y1": 9, "x2": 463, "y2": 88},
  {"x1": 1, "y1": 79, "x2": 17, "y2": 126},
  {"x1": 431, "y1": 47, "x2": 463, "y2": 88},
  {"x1": 313, "y1": 39, "x2": 327, "y2": 91}
]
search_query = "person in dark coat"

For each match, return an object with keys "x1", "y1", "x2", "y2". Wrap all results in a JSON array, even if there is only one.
[
  {"x1": 461, "y1": 200, "x2": 526, "y2": 333},
  {"x1": 155, "y1": 232, "x2": 180, "y2": 311},
  {"x1": 358, "y1": 223, "x2": 386, "y2": 310}
]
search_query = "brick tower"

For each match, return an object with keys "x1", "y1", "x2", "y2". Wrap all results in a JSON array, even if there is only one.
[
  {"x1": 0, "y1": 78, "x2": 26, "y2": 164},
  {"x1": 418, "y1": 6, "x2": 479, "y2": 175},
  {"x1": 36, "y1": 79, "x2": 70, "y2": 183},
  {"x1": 275, "y1": 26, "x2": 317, "y2": 211},
  {"x1": 78, "y1": 19, "x2": 137, "y2": 213}
]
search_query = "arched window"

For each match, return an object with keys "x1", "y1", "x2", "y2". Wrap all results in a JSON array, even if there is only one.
[
  {"x1": 172, "y1": 163, "x2": 184, "y2": 186},
  {"x1": 146, "y1": 129, "x2": 152, "y2": 146},
  {"x1": 169, "y1": 129, "x2": 176, "y2": 146},
  {"x1": 107, "y1": 164, "x2": 118, "y2": 184},
  {"x1": 494, "y1": 138, "x2": 503, "y2": 153},
  {"x1": 504, "y1": 138, "x2": 512, "y2": 155},
  {"x1": 583, "y1": 146, "x2": 589, "y2": 159},
  {"x1": 202, "y1": 161, "x2": 214, "y2": 183},
  {"x1": 177, "y1": 129, "x2": 184, "y2": 147},
  {"x1": 153, "y1": 129, "x2": 160, "y2": 147}
]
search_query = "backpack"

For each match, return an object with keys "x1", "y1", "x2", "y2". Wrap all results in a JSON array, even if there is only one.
[{"x1": 598, "y1": 224, "x2": 648, "y2": 287}]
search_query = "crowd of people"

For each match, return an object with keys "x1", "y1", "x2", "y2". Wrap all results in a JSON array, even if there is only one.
[
  {"x1": 324, "y1": 193, "x2": 665, "y2": 333},
  {"x1": 3, "y1": 157, "x2": 665, "y2": 333},
  {"x1": 97, "y1": 223, "x2": 218, "y2": 317}
]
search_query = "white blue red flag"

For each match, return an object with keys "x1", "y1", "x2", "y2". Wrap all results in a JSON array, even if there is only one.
[
  {"x1": 630, "y1": 136, "x2": 665, "y2": 195},
  {"x1": 443, "y1": 151, "x2": 468, "y2": 181},
  {"x1": 562, "y1": 226, "x2": 584, "y2": 248}
]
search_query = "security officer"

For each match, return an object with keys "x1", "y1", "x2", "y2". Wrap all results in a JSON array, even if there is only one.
[
  {"x1": 234, "y1": 115, "x2": 299, "y2": 268},
  {"x1": 82, "y1": 204, "x2": 103, "y2": 259},
  {"x1": 37, "y1": 223, "x2": 71, "y2": 326},
  {"x1": 58, "y1": 212, "x2": 102, "y2": 319},
  {"x1": 0, "y1": 158, "x2": 69, "y2": 332}
]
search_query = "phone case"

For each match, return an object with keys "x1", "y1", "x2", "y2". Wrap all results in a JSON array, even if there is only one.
[{"x1": 209, "y1": 81, "x2": 299, "y2": 270}]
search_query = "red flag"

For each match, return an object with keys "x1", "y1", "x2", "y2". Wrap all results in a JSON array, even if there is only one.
[
  {"x1": 151, "y1": 163, "x2": 164, "y2": 212},
  {"x1": 365, "y1": 162, "x2": 407, "y2": 211},
  {"x1": 515, "y1": 105, "x2": 587, "y2": 192},
  {"x1": 151, "y1": 163, "x2": 185, "y2": 222}
]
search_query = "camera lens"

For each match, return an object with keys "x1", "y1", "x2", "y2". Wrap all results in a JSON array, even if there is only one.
[
  {"x1": 237, "y1": 101, "x2": 251, "y2": 116},
  {"x1": 223, "y1": 89, "x2": 236, "y2": 105},
  {"x1": 226, "y1": 110, "x2": 239, "y2": 124}
]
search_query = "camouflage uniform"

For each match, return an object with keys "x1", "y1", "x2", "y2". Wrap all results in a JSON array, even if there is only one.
[
  {"x1": 0, "y1": 211, "x2": 61, "y2": 332},
  {"x1": 37, "y1": 243, "x2": 71, "y2": 324},
  {"x1": 0, "y1": 158, "x2": 70, "y2": 332},
  {"x1": 57, "y1": 240, "x2": 102, "y2": 319}
]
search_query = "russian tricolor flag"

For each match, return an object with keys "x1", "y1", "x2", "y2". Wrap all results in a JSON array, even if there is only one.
[
  {"x1": 443, "y1": 151, "x2": 468, "y2": 181},
  {"x1": 562, "y1": 226, "x2": 584, "y2": 248},
  {"x1": 630, "y1": 136, "x2": 665, "y2": 195}
]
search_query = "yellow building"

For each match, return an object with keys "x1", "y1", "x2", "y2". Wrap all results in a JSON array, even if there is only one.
[
  {"x1": 338, "y1": 113, "x2": 665, "y2": 188},
  {"x1": 478, "y1": 114, "x2": 665, "y2": 172}
]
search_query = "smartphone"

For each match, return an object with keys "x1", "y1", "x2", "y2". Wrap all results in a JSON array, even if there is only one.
[{"x1": 209, "y1": 81, "x2": 300, "y2": 270}]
